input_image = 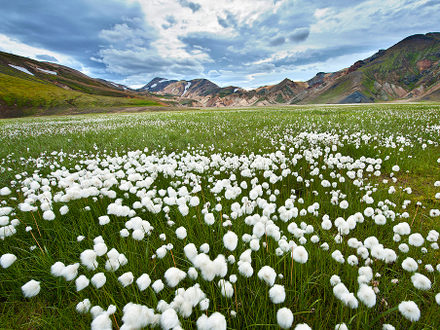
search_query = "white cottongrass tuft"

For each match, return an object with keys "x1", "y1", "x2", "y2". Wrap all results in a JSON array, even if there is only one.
[
  {"x1": 408, "y1": 233, "x2": 424, "y2": 247},
  {"x1": 118, "y1": 272, "x2": 134, "y2": 287},
  {"x1": 160, "y1": 308, "x2": 180, "y2": 329},
  {"x1": 435, "y1": 293, "x2": 440, "y2": 305},
  {"x1": 59, "y1": 205, "x2": 69, "y2": 215},
  {"x1": 76, "y1": 298, "x2": 91, "y2": 314},
  {"x1": 91, "y1": 312, "x2": 112, "y2": 330},
  {"x1": 98, "y1": 215, "x2": 110, "y2": 225},
  {"x1": 295, "y1": 324, "x2": 312, "y2": 330},
  {"x1": 398, "y1": 300, "x2": 420, "y2": 322},
  {"x1": 292, "y1": 246, "x2": 309, "y2": 264},
  {"x1": 80, "y1": 249, "x2": 98, "y2": 270},
  {"x1": 164, "y1": 267, "x2": 187, "y2": 287},
  {"x1": 258, "y1": 266, "x2": 277, "y2": 286},
  {"x1": 175, "y1": 226, "x2": 187, "y2": 239},
  {"x1": 277, "y1": 307, "x2": 293, "y2": 329},
  {"x1": 75, "y1": 275, "x2": 90, "y2": 291},
  {"x1": 21, "y1": 279, "x2": 41, "y2": 298},
  {"x1": 411, "y1": 273, "x2": 431, "y2": 290},
  {"x1": 357, "y1": 284, "x2": 376, "y2": 308},
  {"x1": 91, "y1": 272, "x2": 106, "y2": 289},
  {"x1": 62, "y1": 263, "x2": 79, "y2": 281},
  {"x1": 223, "y1": 231, "x2": 238, "y2": 251},
  {"x1": 238, "y1": 262, "x2": 253, "y2": 278},
  {"x1": 218, "y1": 279, "x2": 234, "y2": 298},
  {"x1": 0, "y1": 253, "x2": 17, "y2": 268},
  {"x1": 152, "y1": 279, "x2": 164, "y2": 293},
  {"x1": 50, "y1": 261, "x2": 65, "y2": 277},
  {"x1": 136, "y1": 273, "x2": 151, "y2": 291},
  {"x1": 197, "y1": 312, "x2": 227, "y2": 330},
  {"x1": 269, "y1": 284, "x2": 285, "y2": 304},
  {"x1": 402, "y1": 257, "x2": 418, "y2": 272}
]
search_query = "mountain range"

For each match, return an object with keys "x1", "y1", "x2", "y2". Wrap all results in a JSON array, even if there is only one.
[
  {"x1": 1, "y1": 32, "x2": 439, "y2": 117},
  {"x1": 141, "y1": 32, "x2": 440, "y2": 106}
]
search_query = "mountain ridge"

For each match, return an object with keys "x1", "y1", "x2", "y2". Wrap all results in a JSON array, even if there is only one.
[
  {"x1": 142, "y1": 32, "x2": 440, "y2": 106},
  {"x1": 1, "y1": 32, "x2": 440, "y2": 117}
]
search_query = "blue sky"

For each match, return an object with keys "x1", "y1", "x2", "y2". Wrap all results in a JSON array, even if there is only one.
[{"x1": 0, "y1": 0, "x2": 438, "y2": 89}]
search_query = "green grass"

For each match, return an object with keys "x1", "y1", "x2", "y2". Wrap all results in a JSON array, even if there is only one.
[
  {"x1": 0, "y1": 73, "x2": 163, "y2": 117},
  {"x1": 0, "y1": 103, "x2": 440, "y2": 329}
]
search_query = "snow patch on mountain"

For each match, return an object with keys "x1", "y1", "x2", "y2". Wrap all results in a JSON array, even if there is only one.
[
  {"x1": 8, "y1": 64, "x2": 34, "y2": 76},
  {"x1": 182, "y1": 82, "x2": 192, "y2": 96}
]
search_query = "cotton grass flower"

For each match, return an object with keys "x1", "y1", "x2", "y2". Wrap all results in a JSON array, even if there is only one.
[
  {"x1": 238, "y1": 262, "x2": 253, "y2": 277},
  {"x1": 62, "y1": 263, "x2": 79, "y2": 281},
  {"x1": 175, "y1": 226, "x2": 187, "y2": 239},
  {"x1": 295, "y1": 324, "x2": 312, "y2": 330},
  {"x1": 160, "y1": 308, "x2": 180, "y2": 329},
  {"x1": 402, "y1": 257, "x2": 418, "y2": 272},
  {"x1": 0, "y1": 253, "x2": 16, "y2": 268},
  {"x1": 408, "y1": 233, "x2": 424, "y2": 247},
  {"x1": 98, "y1": 215, "x2": 110, "y2": 225},
  {"x1": 21, "y1": 279, "x2": 40, "y2": 298},
  {"x1": 75, "y1": 275, "x2": 90, "y2": 291},
  {"x1": 269, "y1": 284, "x2": 285, "y2": 304},
  {"x1": 218, "y1": 279, "x2": 234, "y2": 298},
  {"x1": 292, "y1": 246, "x2": 308, "y2": 264},
  {"x1": 197, "y1": 312, "x2": 226, "y2": 330},
  {"x1": 118, "y1": 272, "x2": 134, "y2": 287},
  {"x1": 276, "y1": 307, "x2": 293, "y2": 329},
  {"x1": 258, "y1": 266, "x2": 276, "y2": 286},
  {"x1": 91, "y1": 312, "x2": 112, "y2": 330},
  {"x1": 136, "y1": 273, "x2": 151, "y2": 291},
  {"x1": 152, "y1": 279, "x2": 164, "y2": 293},
  {"x1": 357, "y1": 284, "x2": 376, "y2": 308},
  {"x1": 50, "y1": 261, "x2": 65, "y2": 277},
  {"x1": 411, "y1": 273, "x2": 431, "y2": 290},
  {"x1": 223, "y1": 231, "x2": 238, "y2": 251},
  {"x1": 80, "y1": 249, "x2": 98, "y2": 270},
  {"x1": 76, "y1": 298, "x2": 91, "y2": 314},
  {"x1": 91, "y1": 272, "x2": 106, "y2": 289},
  {"x1": 398, "y1": 300, "x2": 420, "y2": 322},
  {"x1": 164, "y1": 267, "x2": 187, "y2": 287}
]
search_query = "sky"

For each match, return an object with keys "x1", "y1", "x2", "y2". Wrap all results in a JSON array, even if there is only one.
[{"x1": 0, "y1": 0, "x2": 439, "y2": 89}]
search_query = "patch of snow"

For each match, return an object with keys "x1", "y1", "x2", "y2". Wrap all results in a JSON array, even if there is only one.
[
  {"x1": 151, "y1": 84, "x2": 157, "y2": 88},
  {"x1": 158, "y1": 79, "x2": 169, "y2": 83},
  {"x1": 110, "y1": 82, "x2": 120, "y2": 87},
  {"x1": 8, "y1": 64, "x2": 34, "y2": 76},
  {"x1": 234, "y1": 88, "x2": 239, "y2": 93},
  {"x1": 182, "y1": 82, "x2": 191, "y2": 96},
  {"x1": 37, "y1": 68, "x2": 57, "y2": 75}
]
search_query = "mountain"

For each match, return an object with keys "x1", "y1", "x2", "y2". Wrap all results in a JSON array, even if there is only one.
[
  {"x1": 144, "y1": 32, "x2": 440, "y2": 106},
  {"x1": 2, "y1": 32, "x2": 440, "y2": 117},
  {"x1": 0, "y1": 51, "x2": 164, "y2": 117}
]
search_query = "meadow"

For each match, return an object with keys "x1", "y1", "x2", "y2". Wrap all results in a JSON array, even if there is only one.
[{"x1": 0, "y1": 103, "x2": 439, "y2": 329}]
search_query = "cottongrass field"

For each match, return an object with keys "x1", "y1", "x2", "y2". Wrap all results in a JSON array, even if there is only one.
[{"x1": 0, "y1": 104, "x2": 440, "y2": 329}]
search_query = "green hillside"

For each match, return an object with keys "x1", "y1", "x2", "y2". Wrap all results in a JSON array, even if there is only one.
[{"x1": 0, "y1": 52, "x2": 163, "y2": 117}]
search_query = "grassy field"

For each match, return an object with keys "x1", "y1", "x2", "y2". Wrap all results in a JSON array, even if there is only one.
[{"x1": 0, "y1": 103, "x2": 439, "y2": 329}]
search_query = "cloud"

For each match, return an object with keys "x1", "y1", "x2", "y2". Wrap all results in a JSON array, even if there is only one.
[
  {"x1": 0, "y1": 0, "x2": 439, "y2": 89},
  {"x1": 36, "y1": 54, "x2": 58, "y2": 62},
  {"x1": 289, "y1": 27, "x2": 310, "y2": 42},
  {"x1": 178, "y1": 0, "x2": 201, "y2": 12},
  {"x1": 270, "y1": 36, "x2": 286, "y2": 46}
]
